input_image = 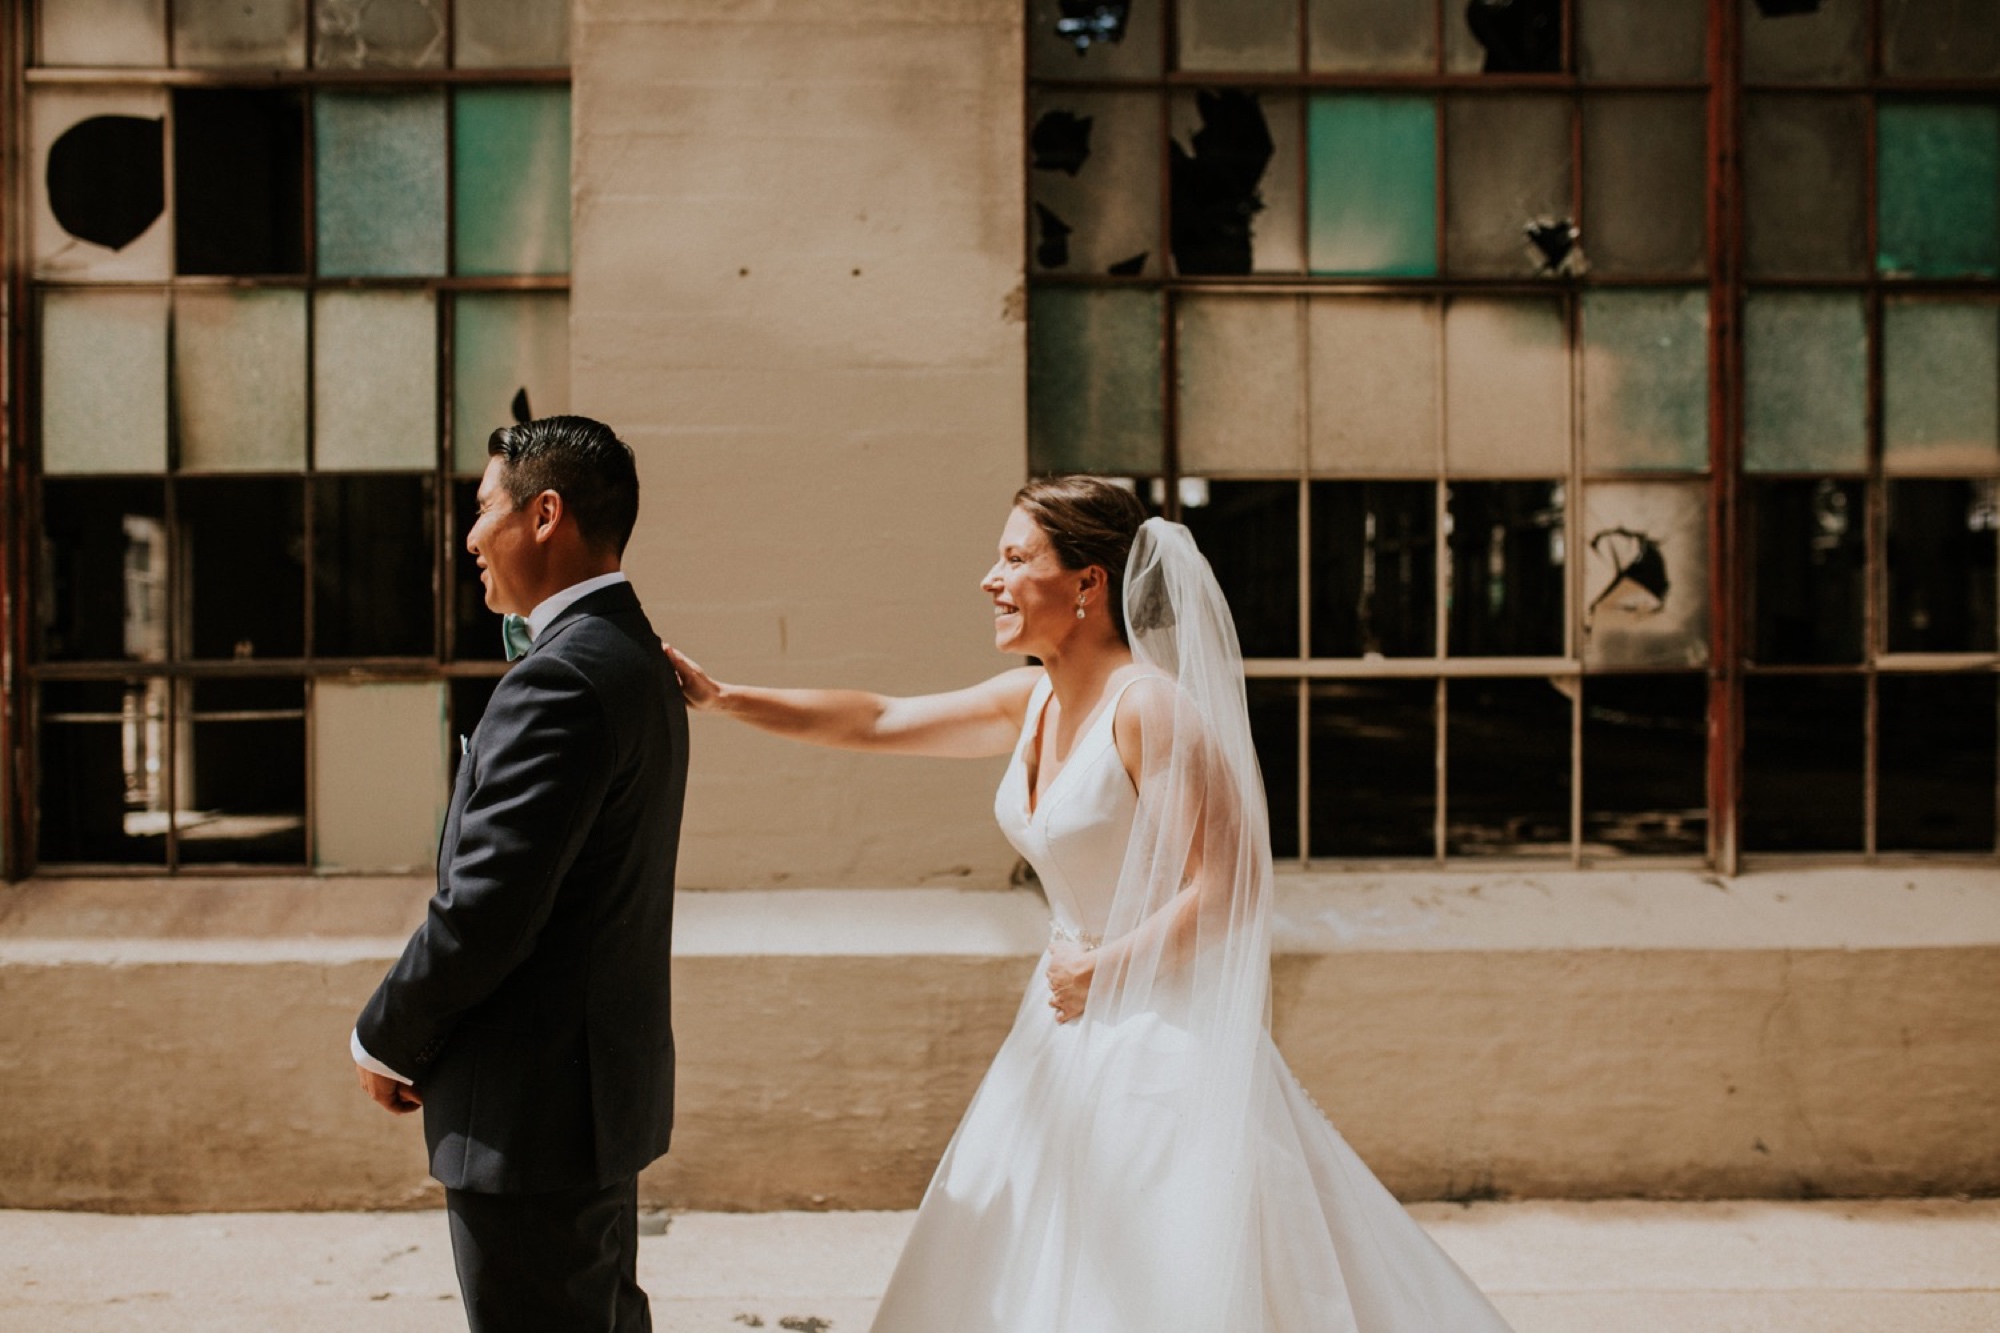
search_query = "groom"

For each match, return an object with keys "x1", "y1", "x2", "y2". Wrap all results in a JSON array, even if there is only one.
[{"x1": 352, "y1": 415, "x2": 687, "y2": 1332}]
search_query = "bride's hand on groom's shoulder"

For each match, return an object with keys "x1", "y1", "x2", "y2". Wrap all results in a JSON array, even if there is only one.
[
  {"x1": 662, "y1": 643, "x2": 723, "y2": 711},
  {"x1": 1046, "y1": 943, "x2": 1096, "y2": 1024}
]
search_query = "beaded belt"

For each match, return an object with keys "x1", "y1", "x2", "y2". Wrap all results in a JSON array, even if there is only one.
[{"x1": 1049, "y1": 922, "x2": 1103, "y2": 949}]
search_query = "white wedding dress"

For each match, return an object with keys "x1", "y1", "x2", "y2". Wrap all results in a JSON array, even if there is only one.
[{"x1": 869, "y1": 668, "x2": 1516, "y2": 1332}]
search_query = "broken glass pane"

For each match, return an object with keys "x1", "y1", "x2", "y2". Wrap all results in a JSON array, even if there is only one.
[
  {"x1": 1310, "y1": 481, "x2": 1437, "y2": 657},
  {"x1": 173, "y1": 289, "x2": 307, "y2": 472},
  {"x1": 1178, "y1": 480, "x2": 1300, "y2": 658},
  {"x1": 1030, "y1": 91, "x2": 1159, "y2": 278},
  {"x1": 313, "y1": 474, "x2": 437, "y2": 658},
  {"x1": 313, "y1": 0, "x2": 444, "y2": 68},
  {"x1": 1743, "y1": 95, "x2": 1868, "y2": 279},
  {"x1": 172, "y1": 88, "x2": 307, "y2": 276},
  {"x1": 314, "y1": 290, "x2": 438, "y2": 471},
  {"x1": 1447, "y1": 0, "x2": 1563, "y2": 74},
  {"x1": 1444, "y1": 95, "x2": 1571, "y2": 278},
  {"x1": 1741, "y1": 674, "x2": 1864, "y2": 852},
  {"x1": 1748, "y1": 478, "x2": 1866, "y2": 664},
  {"x1": 314, "y1": 681, "x2": 448, "y2": 871},
  {"x1": 455, "y1": 0, "x2": 569, "y2": 68},
  {"x1": 452, "y1": 292, "x2": 570, "y2": 473},
  {"x1": 31, "y1": 89, "x2": 171, "y2": 281},
  {"x1": 1309, "y1": 0, "x2": 1436, "y2": 73},
  {"x1": 174, "y1": 0, "x2": 306, "y2": 67},
  {"x1": 1582, "y1": 95, "x2": 1706, "y2": 278},
  {"x1": 178, "y1": 677, "x2": 307, "y2": 865},
  {"x1": 37, "y1": 0, "x2": 168, "y2": 66},
  {"x1": 40, "y1": 290, "x2": 168, "y2": 475},
  {"x1": 1028, "y1": 287, "x2": 1165, "y2": 475},
  {"x1": 1581, "y1": 482, "x2": 1710, "y2": 669},
  {"x1": 454, "y1": 87, "x2": 571, "y2": 276},
  {"x1": 1247, "y1": 678, "x2": 1301, "y2": 860},
  {"x1": 37, "y1": 679, "x2": 169, "y2": 866},
  {"x1": 1582, "y1": 674, "x2": 1707, "y2": 857},
  {"x1": 1311, "y1": 679, "x2": 1438, "y2": 858},
  {"x1": 1446, "y1": 481, "x2": 1567, "y2": 657},
  {"x1": 1176, "y1": 295, "x2": 1304, "y2": 474},
  {"x1": 1576, "y1": 0, "x2": 1706, "y2": 80},
  {"x1": 1882, "y1": 0, "x2": 2000, "y2": 78},
  {"x1": 1444, "y1": 297, "x2": 1569, "y2": 477},
  {"x1": 1170, "y1": 90, "x2": 1301, "y2": 275},
  {"x1": 1307, "y1": 296, "x2": 1439, "y2": 475},
  {"x1": 1307, "y1": 96, "x2": 1437, "y2": 277},
  {"x1": 1884, "y1": 300, "x2": 2000, "y2": 476},
  {"x1": 1028, "y1": 0, "x2": 1164, "y2": 79},
  {"x1": 40, "y1": 480, "x2": 168, "y2": 663},
  {"x1": 1877, "y1": 102, "x2": 2000, "y2": 280},
  {"x1": 453, "y1": 479, "x2": 506, "y2": 661},
  {"x1": 314, "y1": 90, "x2": 447, "y2": 277},
  {"x1": 1743, "y1": 291, "x2": 1869, "y2": 473},
  {"x1": 1887, "y1": 479, "x2": 1999, "y2": 654},
  {"x1": 1177, "y1": 0, "x2": 1297, "y2": 71},
  {"x1": 1446, "y1": 677, "x2": 1572, "y2": 855},
  {"x1": 1742, "y1": 0, "x2": 1865, "y2": 83},
  {"x1": 177, "y1": 478, "x2": 305, "y2": 661},
  {"x1": 1581, "y1": 289, "x2": 1709, "y2": 474},
  {"x1": 1878, "y1": 674, "x2": 1997, "y2": 852}
]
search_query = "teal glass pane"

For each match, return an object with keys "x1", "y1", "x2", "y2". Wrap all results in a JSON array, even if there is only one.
[
  {"x1": 1308, "y1": 96, "x2": 1436, "y2": 277},
  {"x1": 452, "y1": 292, "x2": 569, "y2": 472},
  {"x1": 315, "y1": 91, "x2": 446, "y2": 277},
  {"x1": 1878, "y1": 103, "x2": 2000, "y2": 279},
  {"x1": 1581, "y1": 289, "x2": 1709, "y2": 474},
  {"x1": 315, "y1": 290, "x2": 437, "y2": 471},
  {"x1": 1884, "y1": 301, "x2": 2000, "y2": 476},
  {"x1": 41, "y1": 290, "x2": 168, "y2": 475},
  {"x1": 1028, "y1": 287, "x2": 1165, "y2": 475},
  {"x1": 453, "y1": 87, "x2": 570, "y2": 276},
  {"x1": 173, "y1": 289, "x2": 307, "y2": 472},
  {"x1": 1744, "y1": 293, "x2": 1868, "y2": 474}
]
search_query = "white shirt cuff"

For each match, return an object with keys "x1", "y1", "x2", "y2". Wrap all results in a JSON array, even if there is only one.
[{"x1": 351, "y1": 1029, "x2": 414, "y2": 1086}]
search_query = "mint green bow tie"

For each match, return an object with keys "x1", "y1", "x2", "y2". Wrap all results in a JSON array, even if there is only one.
[{"x1": 502, "y1": 614, "x2": 534, "y2": 662}]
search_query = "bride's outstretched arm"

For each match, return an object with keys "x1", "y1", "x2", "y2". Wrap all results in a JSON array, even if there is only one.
[{"x1": 665, "y1": 644, "x2": 1040, "y2": 760}]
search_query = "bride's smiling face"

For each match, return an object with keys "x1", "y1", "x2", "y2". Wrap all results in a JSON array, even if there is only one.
[{"x1": 982, "y1": 507, "x2": 1083, "y2": 656}]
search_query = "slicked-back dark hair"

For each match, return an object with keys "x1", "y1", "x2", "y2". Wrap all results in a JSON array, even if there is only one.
[
  {"x1": 1013, "y1": 475, "x2": 1148, "y2": 644},
  {"x1": 487, "y1": 415, "x2": 640, "y2": 556}
]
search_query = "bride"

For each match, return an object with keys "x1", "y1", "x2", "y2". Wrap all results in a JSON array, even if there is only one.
[{"x1": 665, "y1": 476, "x2": 1515, "y2": 1331}]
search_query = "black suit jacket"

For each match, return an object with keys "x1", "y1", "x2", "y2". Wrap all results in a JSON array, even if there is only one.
[{"x1": 357, "y1": 582, "x2": 688, "y2": 1194}]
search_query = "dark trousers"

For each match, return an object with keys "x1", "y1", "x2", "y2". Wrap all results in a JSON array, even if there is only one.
[{"x1": 445, "y1": 1176, "x2": 652, "y2": 1333}]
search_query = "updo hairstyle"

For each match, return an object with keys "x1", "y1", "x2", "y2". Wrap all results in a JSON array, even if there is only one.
[{"x1": 1012, "y1": 475, "x2": 1148, "y2": 644}]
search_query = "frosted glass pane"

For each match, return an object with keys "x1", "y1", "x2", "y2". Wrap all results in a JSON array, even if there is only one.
[
  {"x1": 1743, "y1": 293, "x2": 1868, "y2": 474},
  {"x1": 1884, "y1": 301, "x2": 2000, "y2": 476},
  {"x1": 1878, "y1": 102, "x2": 2000, "y2": 280},
  {"x1": 1177, "y1": 296, "x2": 1305, "y2": 474},
  {"x1": 1444, "y1": 95, "x2": 1571, "y2": 278},
  {"x1": 454, "y1": 87, "x2": 570, "y2": 276},
  {"x1": 174, "y1": 0, "x2": 305, "y2": 67},
  {"x1": 38, "y1": 0, "x2": 167, "y2": 66},
  {"x1": 1308, "y1": 96, "x2": 1436, "y2": 277},
  {"x1": 1031, "y1": 91, "x2": 1160, "y2": 278},
  {"x1": 452, "y1": 292, "x2": 570, "y2": 472},
  {"x1": 315, "y1": 291, "x2": 438, "y2": 471},
  {"x1": 455, "y1": 0, "x2": 569, "y2": 68},
  {"x1": 31, "y1": 88, "x2": 170, "y2": 281},
  {"x1": 1883, "y1": 0, "x2": 2000, "y2": 78},
  {"x1": 1444, "y1": 298, "x2": 1569, "y2": 477},
  {"x1": 1170, "y1": 91, "x2": 1301, "y2": 275},
  {"x1": 41, "y1": 291, "x2": 168, "y2": 475},
  {"x1": 1581, "y1": 482, "x2": 1710, "y2": 670},
  {"x1": 1178, "y1": 0, "x2": 1298, "y2": 72},
  {"x1": 1581, "y1": 290, "x2": 1709, "y2": 473},
  {"x1": 1744, "y1": 96, "x2": 1867, "y2": 279},
  {"x1": 173, "y1": 289, "x2": 307, "y2": 472},
  {"x1": 313, "y1": 0, "x2": 444, "y2": 68},
  {"x1": 1576, "y1": 0, "x2": 1705, "y2": 80},
  {"x1": 1310, "y1": 0, "x2": 1435, "y2": 73},
  {"x1": 1743, "y1": 0, "x2": 1864, "y2": 83},
  {"x1": 314, "y1": 681, "x2": 447, "y2": 872},
  {"x1": 1029, "y1": 0, "x2": 1163, "y2": 79},
  {"x1": 1028, "y1": 288, "x2": 1165, "y2": 476},
  {"x1": 315, "y1": 91, "x2": 447, "y2": 277},
  {"x1": 1583, "y1": 95, "x2": 1705, "y2": 278},
  {"x1": 1307, "y1": 297, "x2": 1438, "y2": 475}
]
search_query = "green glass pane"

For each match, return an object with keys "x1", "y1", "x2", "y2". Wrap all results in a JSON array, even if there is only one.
[
  {"x1": 452, "y1": 292, "x2": 569, "y2": 473},
  {"x1": 1884, "y1": 301, "x2": 2000, "y2": 476},
  {"x1": 454, "y1": 0, "x2": 568, "y2": 68},
  {"x1": 1743, "y1": 292, "x2": 1868, "y2": 474},
  {"x1": 314, "y1": 290, "x2": 437, "y2": 471},
  {"x1": 312, "y1": 0, "x2": 445, "y2": 69},
  {"x1": 315, "y1": 91, "x2": 447, "y2": 277},
  {"x1": 453, "y1": 87, "x2": 570, "y2": 276},
  {"x1": 1028, "y1": 287, "x2": 1164, "y2": 475},
  {"x1": 1878, "y1": 102, "x2": 2000, "y2": 279},
  {"x1": 173, "y1": 289, "x2": 306, "y2": 471},
  {"x1": 42, "y1": 291, "x2": 168, "y2": 475},
  {"x1": 1581, "y1": 289, "x2": 1709, "y2": 474},
  {"x1": 1308, "y1": 96, "x2": 1436, "y2": 277}
]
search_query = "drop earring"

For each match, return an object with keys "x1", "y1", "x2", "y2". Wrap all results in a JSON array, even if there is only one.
[{"x1": 1076, "y1": 593, "x2": 1087, "y2": 620}]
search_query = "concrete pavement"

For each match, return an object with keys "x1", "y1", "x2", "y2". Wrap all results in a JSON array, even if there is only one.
[{"x1": 4, "y1": 1199, "x2": 1998, "y2": 1331}]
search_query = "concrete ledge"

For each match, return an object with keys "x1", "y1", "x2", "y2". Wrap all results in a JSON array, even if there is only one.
[{"x1": 1, "y1": 870, "x2": 1996, "y2": 1211}]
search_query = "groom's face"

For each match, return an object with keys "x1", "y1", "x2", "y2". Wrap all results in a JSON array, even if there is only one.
[{"x1": 467, "y1": 457, "x2": 539, "y2": 616}]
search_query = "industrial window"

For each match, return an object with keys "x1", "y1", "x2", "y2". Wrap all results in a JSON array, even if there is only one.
[{"x1": 1026, "y1": 0, "x2": 2000, "y2": 868}]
